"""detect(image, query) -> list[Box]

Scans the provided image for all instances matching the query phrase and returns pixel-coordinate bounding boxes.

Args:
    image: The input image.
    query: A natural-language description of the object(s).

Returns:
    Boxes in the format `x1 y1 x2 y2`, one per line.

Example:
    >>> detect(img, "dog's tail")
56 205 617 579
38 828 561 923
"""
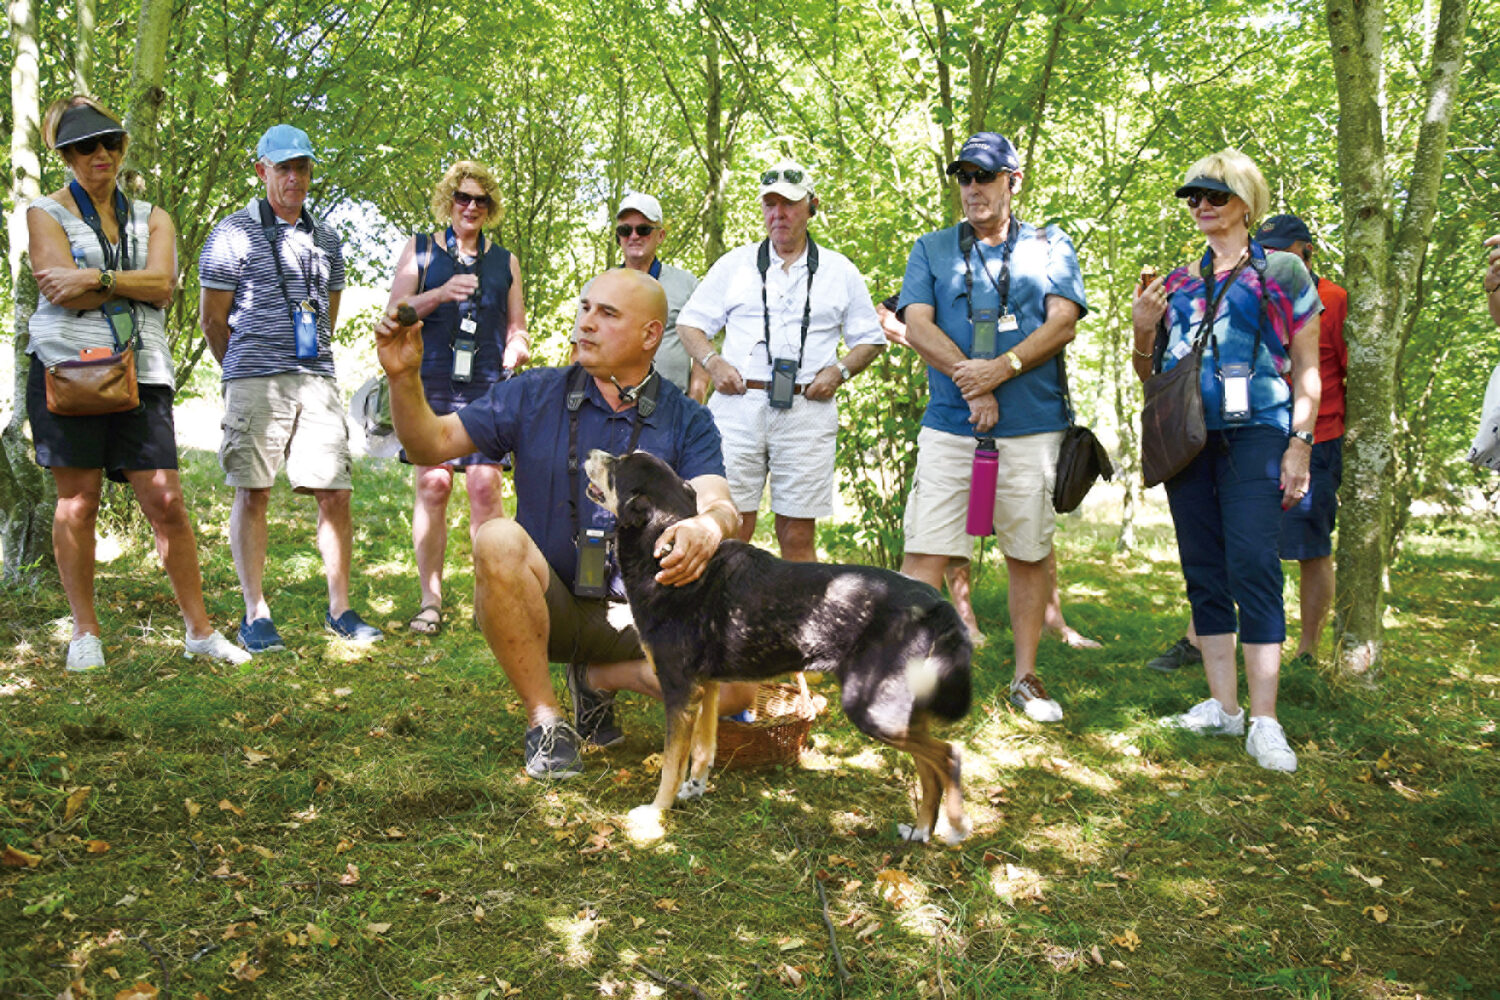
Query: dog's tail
902 603 972 722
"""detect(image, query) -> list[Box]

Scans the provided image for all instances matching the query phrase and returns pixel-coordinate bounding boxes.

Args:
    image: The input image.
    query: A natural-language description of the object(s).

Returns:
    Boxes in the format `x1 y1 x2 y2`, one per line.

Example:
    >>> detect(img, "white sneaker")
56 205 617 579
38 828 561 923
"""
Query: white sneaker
184 631 253 665
1009 674 1063 723
66 634 106 672
1246 717 1298 772
1161 697 1245 735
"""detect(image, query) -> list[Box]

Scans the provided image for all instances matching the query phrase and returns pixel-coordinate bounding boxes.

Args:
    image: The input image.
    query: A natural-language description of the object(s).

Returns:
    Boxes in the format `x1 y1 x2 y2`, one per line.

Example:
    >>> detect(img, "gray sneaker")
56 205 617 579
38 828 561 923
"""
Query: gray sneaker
523 720 583 779
1147 636 1203 673
567 662 623 748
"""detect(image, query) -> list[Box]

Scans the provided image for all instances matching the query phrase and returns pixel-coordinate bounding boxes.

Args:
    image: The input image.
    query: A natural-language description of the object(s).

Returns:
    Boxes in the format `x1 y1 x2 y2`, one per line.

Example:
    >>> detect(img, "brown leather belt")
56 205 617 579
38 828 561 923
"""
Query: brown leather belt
743 380 805 395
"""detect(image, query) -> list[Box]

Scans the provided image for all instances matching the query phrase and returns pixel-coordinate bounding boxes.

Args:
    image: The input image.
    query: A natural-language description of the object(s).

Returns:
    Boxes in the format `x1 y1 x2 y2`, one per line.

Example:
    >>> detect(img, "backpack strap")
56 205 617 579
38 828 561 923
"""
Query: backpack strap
415 231 434 293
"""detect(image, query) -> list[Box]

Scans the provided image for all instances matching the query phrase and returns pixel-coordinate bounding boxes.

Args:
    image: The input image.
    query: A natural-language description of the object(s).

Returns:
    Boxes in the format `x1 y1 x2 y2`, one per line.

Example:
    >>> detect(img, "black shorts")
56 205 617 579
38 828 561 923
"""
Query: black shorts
26 355 179 484
542 565 643 665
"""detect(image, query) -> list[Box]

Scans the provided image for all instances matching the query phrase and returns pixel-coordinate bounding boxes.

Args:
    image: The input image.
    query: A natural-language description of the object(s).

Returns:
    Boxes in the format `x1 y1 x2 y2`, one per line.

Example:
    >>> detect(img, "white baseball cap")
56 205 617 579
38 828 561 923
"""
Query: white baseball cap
759 159 814 202
616 192 663 223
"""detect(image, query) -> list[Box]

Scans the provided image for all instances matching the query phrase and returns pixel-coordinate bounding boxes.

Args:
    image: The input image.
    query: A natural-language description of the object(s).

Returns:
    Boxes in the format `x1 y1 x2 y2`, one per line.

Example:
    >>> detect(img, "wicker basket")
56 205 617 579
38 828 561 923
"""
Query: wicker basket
715 674 828 770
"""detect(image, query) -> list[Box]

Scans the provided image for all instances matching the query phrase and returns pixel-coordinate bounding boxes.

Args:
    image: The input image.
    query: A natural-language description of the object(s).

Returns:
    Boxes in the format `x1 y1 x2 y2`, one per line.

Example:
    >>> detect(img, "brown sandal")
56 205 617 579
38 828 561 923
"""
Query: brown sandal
408 605 443 635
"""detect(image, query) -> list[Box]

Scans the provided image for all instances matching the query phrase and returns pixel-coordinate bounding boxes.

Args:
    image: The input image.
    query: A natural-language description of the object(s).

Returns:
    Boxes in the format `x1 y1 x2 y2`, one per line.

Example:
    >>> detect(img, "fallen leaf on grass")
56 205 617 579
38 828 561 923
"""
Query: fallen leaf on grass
338 864 360 886
85 840 110 854
653 898 680 912
114 984 158 1000
875 869 923 910
1346 865 1384 888
227 953 264 981
305 922 339 948
217 800 244 817
2 845 42 867
363 922 392 938
242 748 271 766
1363 905 1389 923
1387 779 1423 802
221 921 257 940
1111 929 1141 952
383 827 406 840
104 967 120 979
334 839 353 854
63 786 92 823
1198 906 1221 918
183 799 201 819
1089 945 1105 965
473 905 485 923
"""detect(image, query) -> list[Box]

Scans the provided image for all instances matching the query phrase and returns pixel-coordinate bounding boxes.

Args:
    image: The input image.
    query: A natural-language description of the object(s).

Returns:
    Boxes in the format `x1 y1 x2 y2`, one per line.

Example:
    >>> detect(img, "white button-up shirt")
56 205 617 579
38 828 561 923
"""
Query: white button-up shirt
677 239 883 383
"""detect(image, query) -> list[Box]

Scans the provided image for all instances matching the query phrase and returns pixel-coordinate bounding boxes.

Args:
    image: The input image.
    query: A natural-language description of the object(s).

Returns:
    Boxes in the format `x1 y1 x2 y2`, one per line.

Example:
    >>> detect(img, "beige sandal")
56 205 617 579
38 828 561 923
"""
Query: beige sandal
408 605 443 635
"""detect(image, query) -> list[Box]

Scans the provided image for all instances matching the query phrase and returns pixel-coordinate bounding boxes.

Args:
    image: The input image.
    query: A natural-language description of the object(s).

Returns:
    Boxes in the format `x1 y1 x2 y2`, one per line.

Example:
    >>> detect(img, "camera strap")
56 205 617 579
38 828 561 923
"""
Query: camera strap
258 198 321 322
959 215 1019 324
756 237 819 368
69 180 140 351
565 363 657 539
444 225 486 332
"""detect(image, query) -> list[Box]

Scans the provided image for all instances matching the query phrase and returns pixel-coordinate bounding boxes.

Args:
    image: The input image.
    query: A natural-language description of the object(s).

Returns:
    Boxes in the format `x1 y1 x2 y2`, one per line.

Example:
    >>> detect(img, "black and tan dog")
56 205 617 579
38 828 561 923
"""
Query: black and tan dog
584 449 973 844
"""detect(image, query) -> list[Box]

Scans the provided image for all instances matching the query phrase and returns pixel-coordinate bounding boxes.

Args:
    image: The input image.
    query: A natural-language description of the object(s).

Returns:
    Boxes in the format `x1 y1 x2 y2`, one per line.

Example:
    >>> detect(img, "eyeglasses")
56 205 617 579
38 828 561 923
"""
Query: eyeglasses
953 169 1000 187
63 134 125 155
1185 189 1233 208
761 168 804 186
615 223 660 238
453 191 492 208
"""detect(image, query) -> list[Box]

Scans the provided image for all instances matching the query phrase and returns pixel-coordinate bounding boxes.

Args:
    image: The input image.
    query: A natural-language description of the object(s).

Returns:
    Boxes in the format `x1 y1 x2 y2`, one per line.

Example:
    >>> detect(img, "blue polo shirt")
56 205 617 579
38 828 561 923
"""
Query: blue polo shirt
898 220 1088 438
457 365 725 585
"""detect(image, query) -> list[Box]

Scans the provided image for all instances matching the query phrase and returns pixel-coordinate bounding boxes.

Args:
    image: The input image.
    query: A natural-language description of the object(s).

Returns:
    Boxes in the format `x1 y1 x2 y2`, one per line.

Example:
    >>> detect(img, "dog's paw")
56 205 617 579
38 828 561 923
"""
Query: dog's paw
937 814 972 845
625 805 667 844
676 776 708 801
897 823 932 843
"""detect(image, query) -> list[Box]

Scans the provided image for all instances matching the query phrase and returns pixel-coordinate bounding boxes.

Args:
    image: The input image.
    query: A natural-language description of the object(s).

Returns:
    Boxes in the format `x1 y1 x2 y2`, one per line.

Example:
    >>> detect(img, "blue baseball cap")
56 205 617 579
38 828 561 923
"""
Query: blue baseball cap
1255 214 1314 249
256 124 318 164
947 132 1021 175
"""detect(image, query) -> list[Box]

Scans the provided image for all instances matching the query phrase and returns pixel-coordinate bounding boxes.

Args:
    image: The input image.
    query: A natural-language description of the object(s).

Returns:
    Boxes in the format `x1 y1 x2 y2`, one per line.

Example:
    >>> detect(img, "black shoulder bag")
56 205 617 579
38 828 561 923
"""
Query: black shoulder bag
1053 349 1115 512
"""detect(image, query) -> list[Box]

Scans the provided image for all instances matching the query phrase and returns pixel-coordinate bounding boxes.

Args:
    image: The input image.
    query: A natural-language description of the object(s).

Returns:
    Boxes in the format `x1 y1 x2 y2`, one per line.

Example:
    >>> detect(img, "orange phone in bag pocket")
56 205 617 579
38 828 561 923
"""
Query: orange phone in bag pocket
79 347 113 361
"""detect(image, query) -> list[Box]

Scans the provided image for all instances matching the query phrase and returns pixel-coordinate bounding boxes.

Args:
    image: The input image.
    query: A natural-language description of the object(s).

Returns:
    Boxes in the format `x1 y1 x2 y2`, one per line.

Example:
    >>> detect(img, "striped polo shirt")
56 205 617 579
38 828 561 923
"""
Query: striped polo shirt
198 199 346 381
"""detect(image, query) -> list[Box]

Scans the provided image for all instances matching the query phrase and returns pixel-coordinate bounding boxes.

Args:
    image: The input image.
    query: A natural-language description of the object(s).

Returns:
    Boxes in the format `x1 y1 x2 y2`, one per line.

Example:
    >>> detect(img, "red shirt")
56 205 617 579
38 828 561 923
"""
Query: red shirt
1312 275 1348 441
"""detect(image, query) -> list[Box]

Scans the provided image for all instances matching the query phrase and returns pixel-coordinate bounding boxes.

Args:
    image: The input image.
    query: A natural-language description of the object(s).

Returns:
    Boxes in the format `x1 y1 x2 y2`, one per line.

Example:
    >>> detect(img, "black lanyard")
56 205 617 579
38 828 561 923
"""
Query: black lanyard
69 180 131 272
444 226 486 324
959 216 1019 321
257 199 320 320
1195 244 1267 376
566 364 657 536
756 238 820 366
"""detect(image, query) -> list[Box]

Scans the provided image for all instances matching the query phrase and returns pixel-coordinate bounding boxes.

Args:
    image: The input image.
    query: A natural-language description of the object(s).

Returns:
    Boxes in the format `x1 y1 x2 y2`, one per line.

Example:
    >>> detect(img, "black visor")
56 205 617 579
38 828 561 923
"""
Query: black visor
54 105 126 150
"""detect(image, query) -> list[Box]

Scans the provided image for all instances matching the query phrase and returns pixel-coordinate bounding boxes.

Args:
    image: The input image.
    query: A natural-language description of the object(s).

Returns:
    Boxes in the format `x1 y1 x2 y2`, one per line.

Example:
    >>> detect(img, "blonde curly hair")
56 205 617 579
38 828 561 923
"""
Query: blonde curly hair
41 94 127 153
430 160 504 228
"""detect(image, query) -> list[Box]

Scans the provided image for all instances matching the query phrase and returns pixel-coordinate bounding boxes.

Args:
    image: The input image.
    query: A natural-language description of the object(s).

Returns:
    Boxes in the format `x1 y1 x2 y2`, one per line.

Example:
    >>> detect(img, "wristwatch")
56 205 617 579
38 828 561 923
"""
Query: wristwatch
1004 350 1023 375
836 361 852 382
1291 429 1314 446
97 270 115 292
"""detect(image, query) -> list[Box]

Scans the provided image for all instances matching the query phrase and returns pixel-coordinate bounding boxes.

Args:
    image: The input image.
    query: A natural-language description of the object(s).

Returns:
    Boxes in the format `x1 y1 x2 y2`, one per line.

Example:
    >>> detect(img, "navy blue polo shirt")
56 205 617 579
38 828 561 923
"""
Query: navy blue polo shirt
458 365 725 585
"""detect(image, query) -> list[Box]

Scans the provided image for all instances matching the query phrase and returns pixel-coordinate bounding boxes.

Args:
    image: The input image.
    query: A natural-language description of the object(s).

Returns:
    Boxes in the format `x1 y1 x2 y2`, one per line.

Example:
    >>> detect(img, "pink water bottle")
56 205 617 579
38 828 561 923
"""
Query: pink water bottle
966 437 998 536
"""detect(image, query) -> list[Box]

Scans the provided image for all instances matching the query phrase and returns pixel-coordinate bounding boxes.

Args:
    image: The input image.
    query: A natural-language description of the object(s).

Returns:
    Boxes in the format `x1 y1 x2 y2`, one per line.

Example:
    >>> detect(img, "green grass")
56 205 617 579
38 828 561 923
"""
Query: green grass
2 450 1497 999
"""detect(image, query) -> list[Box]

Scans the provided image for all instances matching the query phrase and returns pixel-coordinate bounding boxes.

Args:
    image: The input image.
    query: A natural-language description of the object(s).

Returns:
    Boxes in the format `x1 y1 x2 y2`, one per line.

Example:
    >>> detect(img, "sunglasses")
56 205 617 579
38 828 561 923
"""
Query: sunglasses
615 223 660 238
761 168 804 186
1185 189 1233 208
953 169 1000 186
453 191 492 208
63 134 125 155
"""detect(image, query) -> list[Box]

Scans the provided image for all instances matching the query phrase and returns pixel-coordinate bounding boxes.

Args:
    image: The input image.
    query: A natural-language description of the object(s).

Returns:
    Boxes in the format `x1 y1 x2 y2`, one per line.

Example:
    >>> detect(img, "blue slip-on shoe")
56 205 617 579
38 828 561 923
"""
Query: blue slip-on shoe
238 617 287 654
325 609 384 643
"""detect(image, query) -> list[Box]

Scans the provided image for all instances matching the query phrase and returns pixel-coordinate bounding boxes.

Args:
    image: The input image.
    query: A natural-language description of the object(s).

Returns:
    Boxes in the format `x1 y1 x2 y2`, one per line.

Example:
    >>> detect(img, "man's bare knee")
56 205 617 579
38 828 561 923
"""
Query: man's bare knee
475 519 544 586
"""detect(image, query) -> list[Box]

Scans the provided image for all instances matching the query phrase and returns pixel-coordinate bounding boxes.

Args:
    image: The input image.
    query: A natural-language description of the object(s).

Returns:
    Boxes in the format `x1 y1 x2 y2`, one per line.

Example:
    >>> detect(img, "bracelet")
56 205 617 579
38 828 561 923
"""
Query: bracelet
699 350 720 367
1132 346 1153 359
1486 281 1500 296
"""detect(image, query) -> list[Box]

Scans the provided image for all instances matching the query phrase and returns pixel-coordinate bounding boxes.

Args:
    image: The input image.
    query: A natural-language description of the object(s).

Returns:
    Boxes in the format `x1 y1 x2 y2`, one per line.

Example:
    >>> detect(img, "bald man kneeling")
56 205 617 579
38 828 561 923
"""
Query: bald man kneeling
376 269 749 778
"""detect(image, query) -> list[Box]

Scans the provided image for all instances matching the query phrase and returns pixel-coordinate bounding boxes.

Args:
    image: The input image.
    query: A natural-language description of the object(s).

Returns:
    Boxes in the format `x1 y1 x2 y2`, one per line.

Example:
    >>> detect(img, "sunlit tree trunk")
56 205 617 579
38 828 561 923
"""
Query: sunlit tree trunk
74 0 95 93
120 0 172 198
1324 0 1470 676
4 0 55 579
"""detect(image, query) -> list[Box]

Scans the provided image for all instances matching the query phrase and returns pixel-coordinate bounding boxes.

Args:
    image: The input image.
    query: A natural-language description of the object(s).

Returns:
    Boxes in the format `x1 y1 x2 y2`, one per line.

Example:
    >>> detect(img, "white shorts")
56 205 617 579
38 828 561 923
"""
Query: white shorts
903 426 1062 563
708 388 838 518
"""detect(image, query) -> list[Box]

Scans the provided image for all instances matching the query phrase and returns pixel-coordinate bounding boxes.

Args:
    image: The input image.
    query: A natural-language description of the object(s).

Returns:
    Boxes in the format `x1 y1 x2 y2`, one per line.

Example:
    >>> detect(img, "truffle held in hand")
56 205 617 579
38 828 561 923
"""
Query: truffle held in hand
395 302 418 326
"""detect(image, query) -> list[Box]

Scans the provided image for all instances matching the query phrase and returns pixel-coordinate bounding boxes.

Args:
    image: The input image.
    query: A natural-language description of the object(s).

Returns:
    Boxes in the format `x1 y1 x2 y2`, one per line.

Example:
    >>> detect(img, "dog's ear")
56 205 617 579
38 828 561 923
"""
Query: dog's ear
620 492 654 528
682 480 696 504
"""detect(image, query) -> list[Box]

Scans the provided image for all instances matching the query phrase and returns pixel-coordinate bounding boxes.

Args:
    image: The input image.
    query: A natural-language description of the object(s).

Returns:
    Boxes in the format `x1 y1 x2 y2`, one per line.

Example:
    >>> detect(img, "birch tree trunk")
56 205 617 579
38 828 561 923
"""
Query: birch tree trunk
75 0 95 93
1324 0 1470 675
4 0 55 579
120 0 173 199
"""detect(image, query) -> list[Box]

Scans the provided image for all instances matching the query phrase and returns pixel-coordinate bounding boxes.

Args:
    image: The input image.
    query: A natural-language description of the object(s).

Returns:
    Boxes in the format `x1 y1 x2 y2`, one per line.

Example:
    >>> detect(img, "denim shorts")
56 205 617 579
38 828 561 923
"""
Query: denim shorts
1279 436 1341 561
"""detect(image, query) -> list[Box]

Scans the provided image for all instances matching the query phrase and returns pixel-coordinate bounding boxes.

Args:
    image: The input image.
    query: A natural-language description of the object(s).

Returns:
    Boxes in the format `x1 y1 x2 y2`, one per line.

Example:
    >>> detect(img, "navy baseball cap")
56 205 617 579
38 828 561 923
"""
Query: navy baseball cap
1255 214 1314 249
947 132 1020 175
256 124 318 164
1174 175 1237 198
54 105 126 149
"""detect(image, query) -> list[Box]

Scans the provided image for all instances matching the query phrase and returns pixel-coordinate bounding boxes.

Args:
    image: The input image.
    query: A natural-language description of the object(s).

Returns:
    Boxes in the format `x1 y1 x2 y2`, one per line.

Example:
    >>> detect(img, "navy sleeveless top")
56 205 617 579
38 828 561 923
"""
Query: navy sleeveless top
417 231 514 409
